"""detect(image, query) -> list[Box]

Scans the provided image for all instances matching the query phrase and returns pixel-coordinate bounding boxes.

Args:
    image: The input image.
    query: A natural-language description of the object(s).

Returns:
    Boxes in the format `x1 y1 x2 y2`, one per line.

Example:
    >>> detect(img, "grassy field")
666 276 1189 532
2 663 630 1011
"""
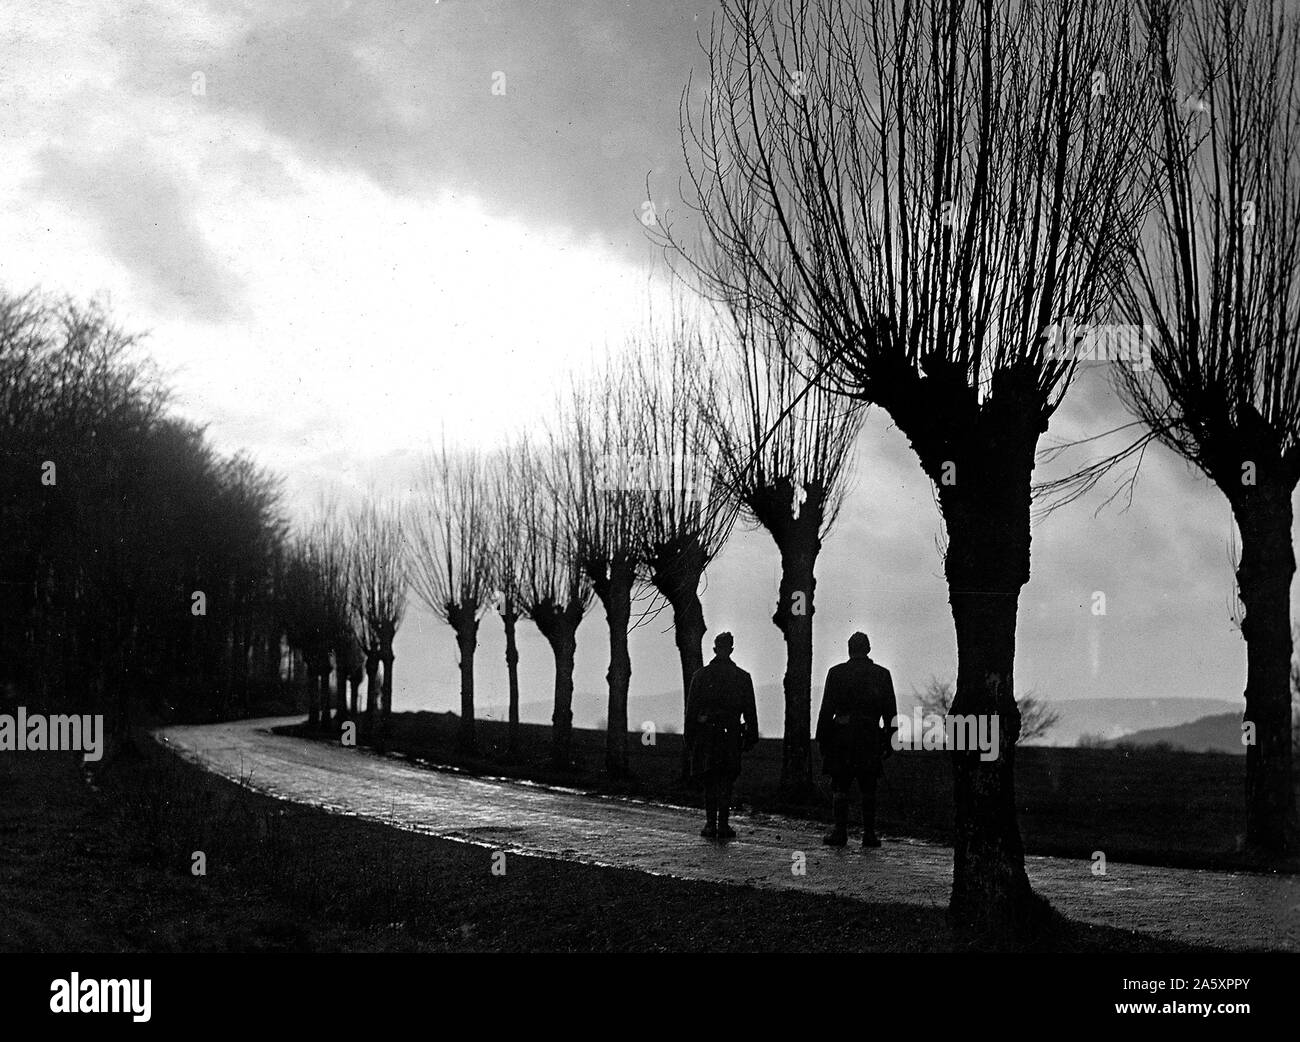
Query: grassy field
0 736 1195 953
291 710 1300 874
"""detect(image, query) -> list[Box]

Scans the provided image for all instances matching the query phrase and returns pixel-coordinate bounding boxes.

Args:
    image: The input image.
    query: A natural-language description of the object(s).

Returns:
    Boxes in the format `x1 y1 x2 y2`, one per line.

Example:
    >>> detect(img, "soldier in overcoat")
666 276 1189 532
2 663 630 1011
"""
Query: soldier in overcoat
815 631 897 847
686 632 759 840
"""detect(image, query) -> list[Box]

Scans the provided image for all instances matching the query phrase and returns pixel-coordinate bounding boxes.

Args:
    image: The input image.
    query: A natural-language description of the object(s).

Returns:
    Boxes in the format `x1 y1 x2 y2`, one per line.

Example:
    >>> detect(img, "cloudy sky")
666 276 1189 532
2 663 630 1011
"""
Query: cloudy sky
2 0 1290 734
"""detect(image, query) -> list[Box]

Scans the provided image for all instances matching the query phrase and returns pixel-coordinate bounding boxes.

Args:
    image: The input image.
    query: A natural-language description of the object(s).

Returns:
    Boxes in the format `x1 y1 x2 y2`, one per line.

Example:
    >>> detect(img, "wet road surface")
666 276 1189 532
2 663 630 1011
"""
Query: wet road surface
156 717 1298 951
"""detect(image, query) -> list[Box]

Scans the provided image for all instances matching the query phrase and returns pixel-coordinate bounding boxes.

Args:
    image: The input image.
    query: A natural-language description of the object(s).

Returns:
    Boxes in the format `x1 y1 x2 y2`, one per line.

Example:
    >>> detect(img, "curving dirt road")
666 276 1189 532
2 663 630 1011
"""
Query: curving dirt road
156 717 1298 951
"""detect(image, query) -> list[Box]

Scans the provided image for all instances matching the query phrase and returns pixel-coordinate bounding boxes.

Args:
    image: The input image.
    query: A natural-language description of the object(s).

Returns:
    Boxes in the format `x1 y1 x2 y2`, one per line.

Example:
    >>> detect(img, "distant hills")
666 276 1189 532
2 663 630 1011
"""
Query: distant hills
480 687 1241 747
1101 712 1245 755
1036 697 1239 747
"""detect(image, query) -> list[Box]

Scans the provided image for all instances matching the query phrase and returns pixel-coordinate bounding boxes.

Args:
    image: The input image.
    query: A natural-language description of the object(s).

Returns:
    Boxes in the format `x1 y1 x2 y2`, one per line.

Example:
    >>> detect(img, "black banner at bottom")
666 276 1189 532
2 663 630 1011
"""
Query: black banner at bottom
0 952 1293 1032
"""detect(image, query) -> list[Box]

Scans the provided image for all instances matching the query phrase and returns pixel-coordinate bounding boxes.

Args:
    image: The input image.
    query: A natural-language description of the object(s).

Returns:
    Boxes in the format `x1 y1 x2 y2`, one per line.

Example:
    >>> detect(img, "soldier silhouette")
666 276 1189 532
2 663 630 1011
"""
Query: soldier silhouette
815 631 898 847
685 632 759 840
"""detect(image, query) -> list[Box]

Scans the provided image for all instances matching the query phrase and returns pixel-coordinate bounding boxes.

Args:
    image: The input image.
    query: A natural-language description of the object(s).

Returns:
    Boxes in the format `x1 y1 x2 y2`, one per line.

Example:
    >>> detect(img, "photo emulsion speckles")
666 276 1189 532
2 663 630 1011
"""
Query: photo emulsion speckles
0 0 1297 1026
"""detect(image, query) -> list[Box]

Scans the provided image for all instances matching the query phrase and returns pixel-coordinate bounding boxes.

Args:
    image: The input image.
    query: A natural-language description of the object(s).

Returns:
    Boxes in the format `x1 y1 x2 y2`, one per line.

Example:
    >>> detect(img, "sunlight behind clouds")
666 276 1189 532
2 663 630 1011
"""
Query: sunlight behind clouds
0 22 673 501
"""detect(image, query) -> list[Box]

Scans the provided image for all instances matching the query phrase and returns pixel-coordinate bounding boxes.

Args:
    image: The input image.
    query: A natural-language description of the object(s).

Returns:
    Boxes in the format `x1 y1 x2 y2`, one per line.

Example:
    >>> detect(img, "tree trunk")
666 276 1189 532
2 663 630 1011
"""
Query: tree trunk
1231 483 1298 855
650 573 707 777
941 455 1043 934
334 657 348 724
544 625 578 770
319 672 331 730
364 652 379 736
306 662 320 727
503 612 521 757
602 572 634 778
380 647 396 752
669 585 706 777
323 662 335 727
773 537 818 797
454 622 478 754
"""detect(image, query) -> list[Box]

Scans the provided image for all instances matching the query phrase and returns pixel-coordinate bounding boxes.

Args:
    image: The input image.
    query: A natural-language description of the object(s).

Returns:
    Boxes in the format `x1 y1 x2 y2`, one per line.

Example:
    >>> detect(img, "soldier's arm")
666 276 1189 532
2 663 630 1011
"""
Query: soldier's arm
685 669 703 742
814 667 837 747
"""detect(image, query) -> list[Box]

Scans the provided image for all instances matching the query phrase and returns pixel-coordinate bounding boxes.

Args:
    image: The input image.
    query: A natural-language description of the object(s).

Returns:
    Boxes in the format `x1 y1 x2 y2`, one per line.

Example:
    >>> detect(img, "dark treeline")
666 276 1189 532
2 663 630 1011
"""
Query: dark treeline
0 290 289 729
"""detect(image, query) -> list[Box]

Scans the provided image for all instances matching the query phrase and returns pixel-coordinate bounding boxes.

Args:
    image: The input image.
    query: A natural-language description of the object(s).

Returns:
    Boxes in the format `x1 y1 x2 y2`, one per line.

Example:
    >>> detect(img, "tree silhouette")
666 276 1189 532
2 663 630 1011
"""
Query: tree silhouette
310 507 353 731
559 366 648 777
282 535 332 729
627 318 738 771
409 444 495 754
516 438 594 770
1117 0 1300 854
486 449 526 757
350 498 408 743
914 676 1062 744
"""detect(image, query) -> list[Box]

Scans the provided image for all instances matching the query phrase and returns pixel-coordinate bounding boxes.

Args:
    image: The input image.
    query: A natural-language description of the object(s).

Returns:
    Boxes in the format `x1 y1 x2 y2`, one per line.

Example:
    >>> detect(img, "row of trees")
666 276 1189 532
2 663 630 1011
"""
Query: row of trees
0 291 286 727
0 290 410 744
280 502 407 744
652 0 1299 930
401 314 863 786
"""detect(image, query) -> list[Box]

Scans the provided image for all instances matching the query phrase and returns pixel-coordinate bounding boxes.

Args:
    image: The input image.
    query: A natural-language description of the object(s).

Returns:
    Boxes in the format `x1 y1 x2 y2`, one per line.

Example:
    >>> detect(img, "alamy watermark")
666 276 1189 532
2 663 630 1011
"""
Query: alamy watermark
595 452 712 502
892 708 1001 761
50 973 151 1022
1043 317 1153 370
0 707 104 761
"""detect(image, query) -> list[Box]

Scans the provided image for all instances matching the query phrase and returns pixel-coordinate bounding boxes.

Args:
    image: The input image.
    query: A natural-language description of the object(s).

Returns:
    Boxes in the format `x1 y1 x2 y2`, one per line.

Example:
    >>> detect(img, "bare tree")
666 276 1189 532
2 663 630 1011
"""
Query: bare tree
281 535 331 729
516 438 594 769
340 631 365 718
312 508 353 730
351 498 408 743
914 676 1061 743
1116 0 1300 855
487 449 526 757
410 445 495 754
560 367 647 777
627 317 738 772
701 302 863 794
327 509 358 722
668 0 1160 928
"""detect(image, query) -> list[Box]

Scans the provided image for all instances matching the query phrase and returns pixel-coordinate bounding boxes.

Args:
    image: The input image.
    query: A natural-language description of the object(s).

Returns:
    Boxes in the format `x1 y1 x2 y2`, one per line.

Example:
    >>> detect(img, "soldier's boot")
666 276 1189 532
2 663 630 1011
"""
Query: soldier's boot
716 782 736 840
862 788 880 847
701 787 718 839
822 794 849 846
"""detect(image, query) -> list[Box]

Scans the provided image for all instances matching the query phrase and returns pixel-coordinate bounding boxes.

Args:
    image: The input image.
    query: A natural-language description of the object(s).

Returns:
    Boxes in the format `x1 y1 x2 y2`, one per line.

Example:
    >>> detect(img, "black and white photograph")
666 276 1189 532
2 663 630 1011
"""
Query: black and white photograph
0 0 1297 1024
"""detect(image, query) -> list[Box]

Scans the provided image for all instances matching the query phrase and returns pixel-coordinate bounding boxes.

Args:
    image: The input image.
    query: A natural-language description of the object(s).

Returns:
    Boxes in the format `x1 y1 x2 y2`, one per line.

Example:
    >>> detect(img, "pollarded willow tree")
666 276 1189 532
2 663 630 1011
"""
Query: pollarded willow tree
700 302 864 795
668 0 1161 929
627 319 738 765
560 366 647 777
410 445 495 754
350 498 408 742
1117 0 1300 854
281 535 332 729
487 449 526 757
517 438 595 770
308 508 354 730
